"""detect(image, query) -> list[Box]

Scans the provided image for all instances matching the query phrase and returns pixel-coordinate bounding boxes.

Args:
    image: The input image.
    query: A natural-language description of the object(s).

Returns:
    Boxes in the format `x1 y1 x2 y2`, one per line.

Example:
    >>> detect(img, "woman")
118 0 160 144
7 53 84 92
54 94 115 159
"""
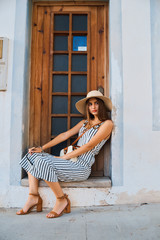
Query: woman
16 90 113 218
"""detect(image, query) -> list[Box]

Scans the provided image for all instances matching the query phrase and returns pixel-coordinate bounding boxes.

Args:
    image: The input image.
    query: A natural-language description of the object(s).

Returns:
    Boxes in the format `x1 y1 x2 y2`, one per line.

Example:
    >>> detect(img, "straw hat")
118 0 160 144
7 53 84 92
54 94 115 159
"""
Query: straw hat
75 90 112 114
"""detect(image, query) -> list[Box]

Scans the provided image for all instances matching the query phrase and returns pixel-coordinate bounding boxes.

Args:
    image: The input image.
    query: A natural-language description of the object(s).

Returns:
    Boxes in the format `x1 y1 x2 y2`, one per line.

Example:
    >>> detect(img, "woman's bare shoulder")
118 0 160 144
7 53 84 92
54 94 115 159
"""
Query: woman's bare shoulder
79 119 86 126
102 119 114 127
99 120 114 132
95 120 113 140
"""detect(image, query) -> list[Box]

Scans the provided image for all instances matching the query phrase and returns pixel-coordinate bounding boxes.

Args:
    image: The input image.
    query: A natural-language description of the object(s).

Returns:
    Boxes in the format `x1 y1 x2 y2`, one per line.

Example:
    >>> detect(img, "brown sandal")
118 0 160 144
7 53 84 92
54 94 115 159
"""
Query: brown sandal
46 194 71 218
16 193 43 215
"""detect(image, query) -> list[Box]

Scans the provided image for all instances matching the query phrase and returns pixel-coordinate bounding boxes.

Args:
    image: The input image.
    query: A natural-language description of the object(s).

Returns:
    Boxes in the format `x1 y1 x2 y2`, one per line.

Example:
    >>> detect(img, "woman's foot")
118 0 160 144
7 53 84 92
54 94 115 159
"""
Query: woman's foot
16 193 42 215
46 194 70 218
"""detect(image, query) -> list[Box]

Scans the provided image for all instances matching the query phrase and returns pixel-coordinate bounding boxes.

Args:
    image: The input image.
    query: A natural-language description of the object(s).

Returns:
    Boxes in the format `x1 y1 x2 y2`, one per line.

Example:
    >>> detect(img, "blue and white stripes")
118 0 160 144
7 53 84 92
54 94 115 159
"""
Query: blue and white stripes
20 122 109 182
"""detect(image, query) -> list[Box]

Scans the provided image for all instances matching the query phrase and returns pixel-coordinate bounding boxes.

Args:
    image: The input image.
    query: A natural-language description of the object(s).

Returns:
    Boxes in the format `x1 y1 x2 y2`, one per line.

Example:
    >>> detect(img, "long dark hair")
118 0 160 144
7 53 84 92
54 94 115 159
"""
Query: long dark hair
85 98 111 127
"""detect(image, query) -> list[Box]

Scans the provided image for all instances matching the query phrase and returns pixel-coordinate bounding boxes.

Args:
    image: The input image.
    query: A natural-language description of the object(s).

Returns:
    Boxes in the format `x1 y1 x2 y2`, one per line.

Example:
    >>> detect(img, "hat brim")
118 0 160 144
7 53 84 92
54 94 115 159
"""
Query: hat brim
76 95 112 115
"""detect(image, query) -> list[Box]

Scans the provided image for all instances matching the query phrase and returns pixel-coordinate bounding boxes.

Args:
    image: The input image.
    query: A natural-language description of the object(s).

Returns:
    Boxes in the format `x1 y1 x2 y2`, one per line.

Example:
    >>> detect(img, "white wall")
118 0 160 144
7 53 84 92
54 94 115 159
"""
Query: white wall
0 0 16 200
108 0 160 204
121 0 160 193
0 0 160 208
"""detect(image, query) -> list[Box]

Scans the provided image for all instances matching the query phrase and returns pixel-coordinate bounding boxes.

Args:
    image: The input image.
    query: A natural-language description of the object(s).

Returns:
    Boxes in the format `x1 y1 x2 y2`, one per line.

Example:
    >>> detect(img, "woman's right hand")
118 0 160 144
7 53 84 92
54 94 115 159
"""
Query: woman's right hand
28 147 42 155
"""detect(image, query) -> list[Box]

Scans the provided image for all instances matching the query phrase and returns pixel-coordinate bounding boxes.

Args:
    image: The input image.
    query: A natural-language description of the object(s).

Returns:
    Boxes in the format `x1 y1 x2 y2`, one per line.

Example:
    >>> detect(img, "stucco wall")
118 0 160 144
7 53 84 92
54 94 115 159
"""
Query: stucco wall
151 0 160 131
0 0 160 208
114 0 160 203
0 0 16 201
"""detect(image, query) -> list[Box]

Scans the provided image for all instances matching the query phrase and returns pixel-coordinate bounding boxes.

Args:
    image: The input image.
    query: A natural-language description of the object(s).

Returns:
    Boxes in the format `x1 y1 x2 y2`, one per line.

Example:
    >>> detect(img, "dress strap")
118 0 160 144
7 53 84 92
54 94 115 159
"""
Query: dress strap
71 121 103 147
83 120 88 127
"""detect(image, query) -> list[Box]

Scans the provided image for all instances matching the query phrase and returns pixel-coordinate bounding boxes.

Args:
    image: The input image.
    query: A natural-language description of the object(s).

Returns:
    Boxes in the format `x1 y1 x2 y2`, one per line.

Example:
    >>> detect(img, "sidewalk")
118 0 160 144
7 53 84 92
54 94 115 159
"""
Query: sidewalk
0 203 160 240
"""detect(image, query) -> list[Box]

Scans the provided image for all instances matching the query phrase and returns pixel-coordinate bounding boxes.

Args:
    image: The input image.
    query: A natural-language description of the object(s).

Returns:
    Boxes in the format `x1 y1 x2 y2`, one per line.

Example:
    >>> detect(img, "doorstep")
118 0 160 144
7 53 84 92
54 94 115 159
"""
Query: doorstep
21 177 111 188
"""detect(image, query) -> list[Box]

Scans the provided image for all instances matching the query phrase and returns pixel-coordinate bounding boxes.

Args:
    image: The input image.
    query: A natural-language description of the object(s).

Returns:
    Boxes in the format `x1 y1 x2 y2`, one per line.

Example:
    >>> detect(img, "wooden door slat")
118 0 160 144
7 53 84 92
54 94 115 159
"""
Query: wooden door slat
51 114 82 117
90 7 97 90
71 71 87 75
41 7 50 147
54 31 69 34
35 2 107 7
71 51 87 55
48 12 54 154
52 92 86 96
53 51 69 54
87 12 91 92
67 13 72 145
97 6 105 88
34 7 44 146
104 4 109 97
29 4 38 146
52 71 68 74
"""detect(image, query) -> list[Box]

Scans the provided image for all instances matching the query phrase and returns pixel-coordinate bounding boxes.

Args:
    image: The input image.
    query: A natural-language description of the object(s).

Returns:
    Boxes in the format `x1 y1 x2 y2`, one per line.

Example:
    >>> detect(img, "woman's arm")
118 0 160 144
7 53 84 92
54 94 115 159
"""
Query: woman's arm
28 120 85 154
60 120 113 160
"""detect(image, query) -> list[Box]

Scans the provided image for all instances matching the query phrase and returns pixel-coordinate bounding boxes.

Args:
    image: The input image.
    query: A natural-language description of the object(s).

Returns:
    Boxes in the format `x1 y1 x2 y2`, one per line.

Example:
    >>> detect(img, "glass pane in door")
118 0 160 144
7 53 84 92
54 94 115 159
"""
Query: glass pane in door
51 117 67 135
54 14 69 31
54 35 68 51
71 75 87 92
72 15 87 31
52 75 68 92
52 96 68 114
71 117 83 128
72 55 87 72
53 54 68 71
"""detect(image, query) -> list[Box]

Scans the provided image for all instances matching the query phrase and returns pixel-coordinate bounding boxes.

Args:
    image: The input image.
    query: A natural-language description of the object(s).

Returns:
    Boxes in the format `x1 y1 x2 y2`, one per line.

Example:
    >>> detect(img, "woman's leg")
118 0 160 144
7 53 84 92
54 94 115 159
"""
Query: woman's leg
16 172 40 214
44 180 68 218
28 172 39 194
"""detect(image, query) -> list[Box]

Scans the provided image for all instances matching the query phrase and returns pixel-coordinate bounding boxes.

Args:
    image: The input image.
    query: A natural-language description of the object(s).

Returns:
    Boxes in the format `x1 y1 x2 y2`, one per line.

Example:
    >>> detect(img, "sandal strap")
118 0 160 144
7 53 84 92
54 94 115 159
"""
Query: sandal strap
49 211 59 217
19 209 25 214
29 193 39 197
57 194 68 200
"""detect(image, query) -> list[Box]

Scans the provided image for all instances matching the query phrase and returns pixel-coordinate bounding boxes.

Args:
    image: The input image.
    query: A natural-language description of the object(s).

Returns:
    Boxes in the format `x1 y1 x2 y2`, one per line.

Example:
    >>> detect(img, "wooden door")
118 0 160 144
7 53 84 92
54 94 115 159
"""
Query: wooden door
30 2 109 177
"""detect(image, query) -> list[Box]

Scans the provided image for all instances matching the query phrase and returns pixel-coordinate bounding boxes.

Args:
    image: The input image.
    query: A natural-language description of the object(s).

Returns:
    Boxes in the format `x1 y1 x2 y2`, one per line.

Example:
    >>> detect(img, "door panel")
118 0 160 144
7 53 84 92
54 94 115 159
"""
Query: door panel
30 3 109 177
50 10 90 156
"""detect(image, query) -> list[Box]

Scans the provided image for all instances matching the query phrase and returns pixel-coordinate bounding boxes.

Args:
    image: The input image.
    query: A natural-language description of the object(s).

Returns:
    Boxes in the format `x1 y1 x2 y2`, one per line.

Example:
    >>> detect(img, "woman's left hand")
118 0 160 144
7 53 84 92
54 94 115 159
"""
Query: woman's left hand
28 147 42 155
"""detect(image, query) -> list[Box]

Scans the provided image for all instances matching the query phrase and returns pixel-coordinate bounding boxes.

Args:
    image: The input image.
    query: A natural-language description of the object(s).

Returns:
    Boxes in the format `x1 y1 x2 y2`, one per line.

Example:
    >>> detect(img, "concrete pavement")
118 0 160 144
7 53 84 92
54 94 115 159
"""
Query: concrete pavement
0 203 160 240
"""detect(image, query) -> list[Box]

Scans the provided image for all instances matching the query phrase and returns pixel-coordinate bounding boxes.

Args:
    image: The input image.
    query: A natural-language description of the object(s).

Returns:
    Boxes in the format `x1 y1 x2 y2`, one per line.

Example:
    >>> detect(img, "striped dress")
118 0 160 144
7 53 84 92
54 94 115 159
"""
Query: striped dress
20 121 110 182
